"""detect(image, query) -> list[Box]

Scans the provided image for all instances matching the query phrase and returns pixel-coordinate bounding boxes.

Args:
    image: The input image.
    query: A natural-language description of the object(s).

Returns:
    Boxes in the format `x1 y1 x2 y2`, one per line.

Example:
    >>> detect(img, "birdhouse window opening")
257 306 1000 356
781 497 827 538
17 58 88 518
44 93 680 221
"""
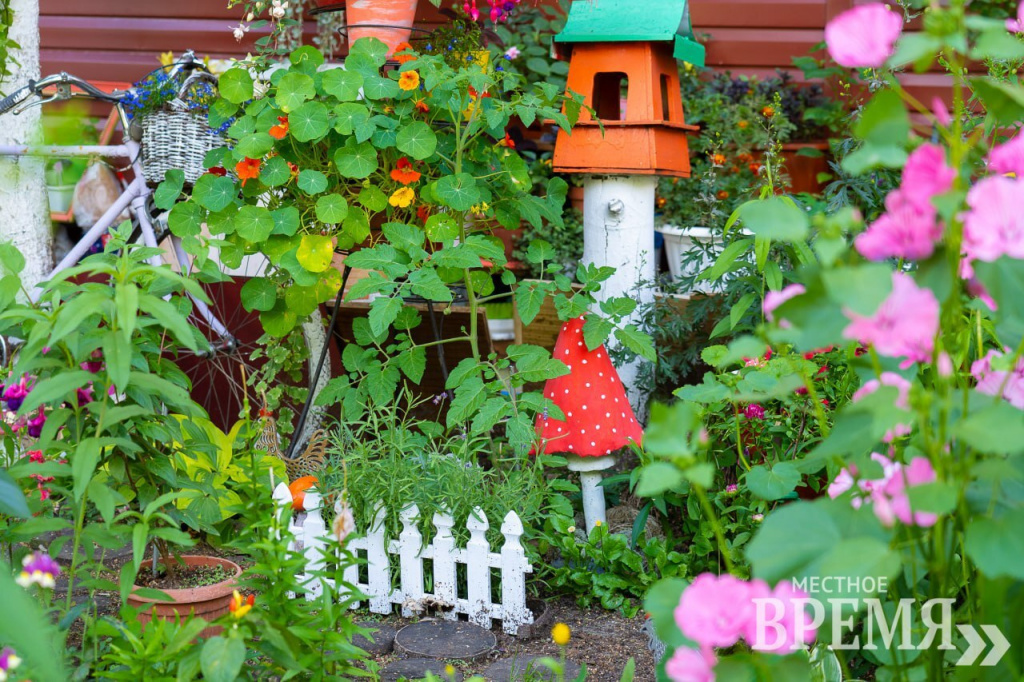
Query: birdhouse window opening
592 71 629 121
660 74 672 121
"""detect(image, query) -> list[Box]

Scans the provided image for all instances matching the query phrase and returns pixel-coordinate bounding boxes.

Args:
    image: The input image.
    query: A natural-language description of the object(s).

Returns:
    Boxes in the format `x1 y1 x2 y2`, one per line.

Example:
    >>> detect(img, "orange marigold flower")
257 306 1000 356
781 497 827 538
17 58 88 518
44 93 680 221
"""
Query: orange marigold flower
390 157 422 185
737 152 754 163
711 153 727 166
737 120 749 129
235 157 261 186
399 70 420 91
730 165 740 174
414 98 430 113
717 190 730 200
749 162 761 174
762 106 775 117
393 42 417 65
269 116 289 139
656 197 667 208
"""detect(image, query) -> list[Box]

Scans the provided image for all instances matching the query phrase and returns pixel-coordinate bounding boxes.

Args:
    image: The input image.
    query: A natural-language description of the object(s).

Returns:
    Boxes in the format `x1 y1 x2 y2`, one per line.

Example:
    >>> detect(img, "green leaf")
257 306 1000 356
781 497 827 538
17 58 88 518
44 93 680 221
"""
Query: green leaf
168 201 203 237
154 169 185 210
261 155 292 187
275 72 316 112
362 74 399 100
234 205 275 242
20 371 92 413
425 214 458 243
235 132 274 159
0 469 30 518
322 68 364 101
955 401 1024 455
298 169 329 195
855 89 910 147
396 121 438 160
435 173 481 211
746 502 841 583
296 235 334 273
192 173 236 212
358 185 388 212
218 67 254 104
369 296 402 336
408 269 453 302
746 462 801 501
333 140 379 179
289 100 329 142
526 239 555 264
583 316 614 351
72 437 101 502
614 325 656 362
315 194 349 224
737 198 809 242
396 346 427 383
966 508 1024 580
636 462 684 497
971 77 1024 125
271 206 300 236
974 257 1024 341
260 302 297 337
334 102 371 136
200 636 246 682
241 277 277 312
447 375 488 426
515 282 548 325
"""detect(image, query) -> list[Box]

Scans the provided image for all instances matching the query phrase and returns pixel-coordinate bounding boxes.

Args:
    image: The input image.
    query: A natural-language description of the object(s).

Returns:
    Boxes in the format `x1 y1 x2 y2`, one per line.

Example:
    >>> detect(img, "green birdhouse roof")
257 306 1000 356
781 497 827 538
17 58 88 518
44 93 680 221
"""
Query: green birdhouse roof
554 0 706 66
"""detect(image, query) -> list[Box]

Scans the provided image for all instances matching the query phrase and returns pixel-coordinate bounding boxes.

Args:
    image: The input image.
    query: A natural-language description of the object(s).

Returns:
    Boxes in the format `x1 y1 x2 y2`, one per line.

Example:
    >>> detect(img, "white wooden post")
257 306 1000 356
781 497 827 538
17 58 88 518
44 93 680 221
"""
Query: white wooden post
301 491 328 601
366 503 392 614
398 504 423 616
432 510 458 620
465 508 492 629
271 482 293 541
499 511 533 635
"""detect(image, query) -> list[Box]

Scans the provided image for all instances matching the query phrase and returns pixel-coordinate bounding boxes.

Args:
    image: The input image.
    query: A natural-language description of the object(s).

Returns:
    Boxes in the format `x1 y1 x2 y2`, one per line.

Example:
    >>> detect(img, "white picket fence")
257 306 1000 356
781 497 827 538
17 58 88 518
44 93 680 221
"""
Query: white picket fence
271 483 535 635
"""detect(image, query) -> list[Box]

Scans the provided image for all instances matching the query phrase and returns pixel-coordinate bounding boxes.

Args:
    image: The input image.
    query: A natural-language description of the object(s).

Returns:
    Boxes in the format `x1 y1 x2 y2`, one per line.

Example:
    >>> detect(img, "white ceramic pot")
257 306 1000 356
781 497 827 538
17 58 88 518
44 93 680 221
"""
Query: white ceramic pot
47 184 75 215
656 225 721 293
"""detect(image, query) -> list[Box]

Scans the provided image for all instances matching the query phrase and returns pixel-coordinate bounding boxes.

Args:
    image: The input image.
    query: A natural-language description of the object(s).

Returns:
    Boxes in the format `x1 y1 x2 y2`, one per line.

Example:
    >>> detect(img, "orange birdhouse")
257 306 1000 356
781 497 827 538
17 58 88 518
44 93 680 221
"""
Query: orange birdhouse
551 0 705 178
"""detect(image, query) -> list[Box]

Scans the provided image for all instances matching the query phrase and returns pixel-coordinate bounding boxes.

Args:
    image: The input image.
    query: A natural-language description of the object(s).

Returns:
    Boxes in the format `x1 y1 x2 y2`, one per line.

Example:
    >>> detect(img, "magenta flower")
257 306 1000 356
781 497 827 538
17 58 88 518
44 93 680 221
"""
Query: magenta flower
931 97 952 127
763 283 805 325
746 579 818 652
26 407 46 438
902 143 956 205
843 272 939 368
0 647 21 678
828 451 900 508
878 457 937 527
725 484 738 494
81 349 104 374
744 403 766 420
972 348 1024 409
825 3 903 68
988 133 1024 177
855 189 943 261
2 376 31 411
674 573 754 648
76 383 95 406
16 550 61 589
962 176 1024 267
1007 2 1024 32
852 372 913 441
665 645 716 682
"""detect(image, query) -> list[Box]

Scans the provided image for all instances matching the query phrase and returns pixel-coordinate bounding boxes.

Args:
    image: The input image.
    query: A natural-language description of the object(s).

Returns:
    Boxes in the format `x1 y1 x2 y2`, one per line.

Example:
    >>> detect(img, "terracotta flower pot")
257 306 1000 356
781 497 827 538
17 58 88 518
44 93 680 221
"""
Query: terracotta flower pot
345 0 419 56
127 555 242 638
780 142 830 195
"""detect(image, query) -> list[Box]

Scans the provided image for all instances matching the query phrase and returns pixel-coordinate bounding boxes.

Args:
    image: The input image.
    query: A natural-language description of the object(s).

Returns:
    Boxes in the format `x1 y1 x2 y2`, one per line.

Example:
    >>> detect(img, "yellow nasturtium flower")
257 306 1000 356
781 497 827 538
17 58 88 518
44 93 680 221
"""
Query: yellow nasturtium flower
389 187 416 208
552 622 571 646
398 71 420 91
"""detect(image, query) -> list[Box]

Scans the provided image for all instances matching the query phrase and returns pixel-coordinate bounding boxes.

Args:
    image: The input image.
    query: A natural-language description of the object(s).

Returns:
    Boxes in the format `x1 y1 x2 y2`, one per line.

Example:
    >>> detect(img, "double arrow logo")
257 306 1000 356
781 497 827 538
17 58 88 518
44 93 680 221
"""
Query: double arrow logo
956 624 1009 667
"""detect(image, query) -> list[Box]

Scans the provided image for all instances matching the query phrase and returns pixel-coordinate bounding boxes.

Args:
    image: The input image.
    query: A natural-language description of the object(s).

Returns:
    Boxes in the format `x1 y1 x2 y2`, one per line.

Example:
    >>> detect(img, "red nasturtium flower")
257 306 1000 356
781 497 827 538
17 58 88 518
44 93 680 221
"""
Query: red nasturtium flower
414 98 430 113
393 41 417 64
235 157 261 186
269 116 289 139
206 166 227 177
497 132 515 149
416 204 431 223
390 157 421 185
288 161 299 181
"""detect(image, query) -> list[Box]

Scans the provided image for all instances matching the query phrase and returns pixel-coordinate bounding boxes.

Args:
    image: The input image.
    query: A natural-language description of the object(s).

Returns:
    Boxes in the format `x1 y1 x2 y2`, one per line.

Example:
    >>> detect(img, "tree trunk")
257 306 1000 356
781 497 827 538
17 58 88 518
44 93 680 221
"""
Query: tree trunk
0 0 50 289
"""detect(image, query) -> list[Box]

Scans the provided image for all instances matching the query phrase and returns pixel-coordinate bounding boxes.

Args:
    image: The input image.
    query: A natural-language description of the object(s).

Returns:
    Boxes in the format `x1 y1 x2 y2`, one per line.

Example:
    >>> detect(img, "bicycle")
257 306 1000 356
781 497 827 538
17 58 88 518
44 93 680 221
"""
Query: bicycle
0 52 330 449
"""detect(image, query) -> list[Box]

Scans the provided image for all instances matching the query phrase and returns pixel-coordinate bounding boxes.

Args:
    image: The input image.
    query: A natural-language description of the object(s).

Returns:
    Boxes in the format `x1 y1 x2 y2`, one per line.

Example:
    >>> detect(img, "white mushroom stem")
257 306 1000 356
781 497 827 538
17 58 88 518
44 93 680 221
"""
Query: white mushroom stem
582 175 658 420
566 454 616 530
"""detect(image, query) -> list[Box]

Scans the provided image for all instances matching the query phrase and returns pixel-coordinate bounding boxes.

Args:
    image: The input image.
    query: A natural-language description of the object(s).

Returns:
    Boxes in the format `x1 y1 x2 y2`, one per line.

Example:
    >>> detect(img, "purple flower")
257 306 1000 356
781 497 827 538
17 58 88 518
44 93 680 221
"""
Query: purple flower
3 376 31 411
16 550 61 589
0 647 21 676
81 349 104 374
725 484 738 494
26 407 46 438
744 403 765 420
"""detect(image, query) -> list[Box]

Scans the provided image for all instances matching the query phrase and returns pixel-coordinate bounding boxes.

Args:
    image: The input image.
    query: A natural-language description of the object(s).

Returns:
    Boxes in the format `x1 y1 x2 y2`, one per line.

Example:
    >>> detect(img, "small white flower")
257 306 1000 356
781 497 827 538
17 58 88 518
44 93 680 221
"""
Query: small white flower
246 12 254 21
270 0 289 19
567 525 576 534
231 23 250 41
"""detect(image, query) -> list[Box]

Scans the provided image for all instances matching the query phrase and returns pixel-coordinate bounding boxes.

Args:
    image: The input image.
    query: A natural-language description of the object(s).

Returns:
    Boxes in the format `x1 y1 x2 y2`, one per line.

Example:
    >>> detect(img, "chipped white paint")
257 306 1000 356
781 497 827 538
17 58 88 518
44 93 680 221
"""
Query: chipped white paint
272 484 534 635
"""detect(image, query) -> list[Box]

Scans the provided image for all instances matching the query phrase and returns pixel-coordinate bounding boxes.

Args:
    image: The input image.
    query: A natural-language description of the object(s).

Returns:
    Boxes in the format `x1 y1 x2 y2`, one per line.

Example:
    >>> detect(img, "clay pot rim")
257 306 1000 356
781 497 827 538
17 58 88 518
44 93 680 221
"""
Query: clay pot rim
129 555 242 605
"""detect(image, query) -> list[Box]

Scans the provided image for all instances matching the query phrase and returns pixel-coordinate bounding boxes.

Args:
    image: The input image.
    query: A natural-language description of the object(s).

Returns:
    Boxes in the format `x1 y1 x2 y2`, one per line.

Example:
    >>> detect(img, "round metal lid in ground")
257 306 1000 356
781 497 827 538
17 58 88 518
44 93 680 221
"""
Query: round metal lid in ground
394 620 497 660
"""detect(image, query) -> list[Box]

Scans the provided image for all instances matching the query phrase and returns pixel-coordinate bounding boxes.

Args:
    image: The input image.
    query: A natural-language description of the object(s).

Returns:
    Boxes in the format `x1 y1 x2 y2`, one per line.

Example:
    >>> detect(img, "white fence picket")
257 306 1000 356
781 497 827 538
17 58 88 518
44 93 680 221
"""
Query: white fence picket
398 505 424 617
465 508 492 629
431 510 458 621
365 503 392 614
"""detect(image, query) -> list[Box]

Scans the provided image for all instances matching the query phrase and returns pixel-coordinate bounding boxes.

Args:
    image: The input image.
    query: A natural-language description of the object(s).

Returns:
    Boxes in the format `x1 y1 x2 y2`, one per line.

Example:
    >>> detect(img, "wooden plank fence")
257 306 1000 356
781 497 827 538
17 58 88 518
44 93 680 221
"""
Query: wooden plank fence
271 482 535 635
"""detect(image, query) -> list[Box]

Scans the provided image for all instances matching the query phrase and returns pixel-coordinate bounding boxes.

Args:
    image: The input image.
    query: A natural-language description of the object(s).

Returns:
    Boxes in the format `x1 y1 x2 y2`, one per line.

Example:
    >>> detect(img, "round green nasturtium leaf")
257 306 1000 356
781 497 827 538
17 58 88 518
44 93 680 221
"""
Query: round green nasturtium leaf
425 213 458 243
435 173 481 211
396 121 437 160
298 169 329 195
260 302 298 337
290 45 325 69
315 268 343 302
289 101 329 142
191 174 236 212
260 155 292 187
347 37 389 67
296 234 334 273
341 207 371 248
234 205 275 243
322 68 364 102
240 277 278 313
315 194 349 224
284 284 320 316
168 201 203 238
235 132 275 159
270 206 300 236
333 141 378 179
275 72 316 112
358 185 388 212
334 102 370 136
219 67 254 104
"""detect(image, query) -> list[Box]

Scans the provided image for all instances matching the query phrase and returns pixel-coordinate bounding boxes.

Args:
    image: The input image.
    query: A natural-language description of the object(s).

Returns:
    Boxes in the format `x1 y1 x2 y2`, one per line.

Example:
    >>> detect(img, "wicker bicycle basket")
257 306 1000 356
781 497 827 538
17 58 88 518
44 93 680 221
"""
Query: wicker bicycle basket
140 72 222 186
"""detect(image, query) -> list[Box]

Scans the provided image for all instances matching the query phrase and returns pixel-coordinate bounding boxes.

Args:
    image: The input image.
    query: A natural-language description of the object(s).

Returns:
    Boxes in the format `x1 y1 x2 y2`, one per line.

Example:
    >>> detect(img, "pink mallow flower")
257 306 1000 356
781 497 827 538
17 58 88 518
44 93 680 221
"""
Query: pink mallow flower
902 143 956 205
988 133 1024 177
852 372 913 441
828 452 901 508
843 272 939 368
825 3 903 68
1007 2 1024 32
855 189 943 261
665 645 717 682
971 348 1024 409
962 176 1024 266
877 457 937 527
674 573 754 648
16 550 61 589
746 579 818 653
763 283 806 325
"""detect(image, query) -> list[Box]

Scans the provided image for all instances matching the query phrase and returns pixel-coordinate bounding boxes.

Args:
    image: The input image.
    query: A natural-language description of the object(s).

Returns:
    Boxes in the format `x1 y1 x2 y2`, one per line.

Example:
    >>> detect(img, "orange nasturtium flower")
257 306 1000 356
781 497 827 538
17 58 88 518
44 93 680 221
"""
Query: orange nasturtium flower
393 42 417 65
229 590 255 619
497 132 515 149
390 157 421 185
269 116 289 139
235 157 261 186
398 70 420 91
414 98 430 113
389 187 416 208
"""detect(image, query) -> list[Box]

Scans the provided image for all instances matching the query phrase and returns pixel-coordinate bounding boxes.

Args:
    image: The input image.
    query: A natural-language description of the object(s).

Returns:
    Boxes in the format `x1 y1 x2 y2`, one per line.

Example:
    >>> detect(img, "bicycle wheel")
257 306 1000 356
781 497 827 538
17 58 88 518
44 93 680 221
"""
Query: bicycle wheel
141 214 332 451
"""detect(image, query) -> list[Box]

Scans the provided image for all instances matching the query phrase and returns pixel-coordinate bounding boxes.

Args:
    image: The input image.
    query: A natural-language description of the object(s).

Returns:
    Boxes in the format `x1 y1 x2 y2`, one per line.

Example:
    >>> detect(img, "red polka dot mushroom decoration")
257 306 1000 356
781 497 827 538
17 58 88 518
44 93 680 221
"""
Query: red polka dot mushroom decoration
535 316 643 529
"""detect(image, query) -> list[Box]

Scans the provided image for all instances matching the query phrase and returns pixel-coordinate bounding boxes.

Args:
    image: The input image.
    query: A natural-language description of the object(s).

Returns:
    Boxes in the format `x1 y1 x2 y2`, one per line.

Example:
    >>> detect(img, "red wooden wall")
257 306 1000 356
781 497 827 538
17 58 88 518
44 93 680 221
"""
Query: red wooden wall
38 0 950 99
